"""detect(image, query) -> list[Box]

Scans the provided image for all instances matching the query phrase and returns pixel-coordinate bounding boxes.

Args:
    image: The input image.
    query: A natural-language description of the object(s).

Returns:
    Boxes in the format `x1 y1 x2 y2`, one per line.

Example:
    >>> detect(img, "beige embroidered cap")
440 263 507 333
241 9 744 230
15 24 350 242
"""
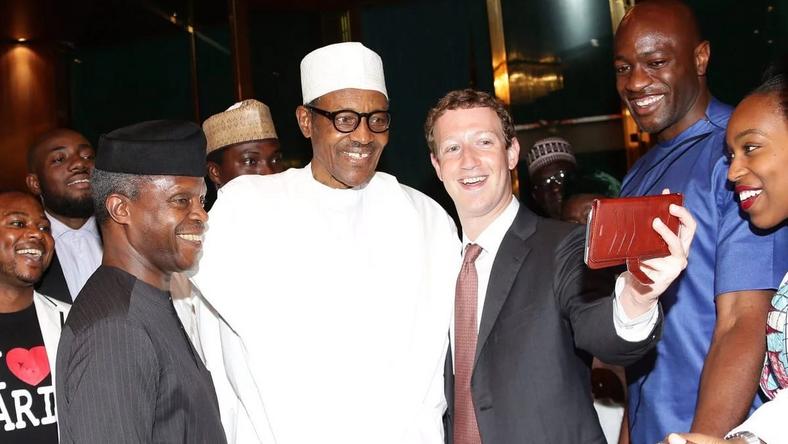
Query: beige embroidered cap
203 99 278 154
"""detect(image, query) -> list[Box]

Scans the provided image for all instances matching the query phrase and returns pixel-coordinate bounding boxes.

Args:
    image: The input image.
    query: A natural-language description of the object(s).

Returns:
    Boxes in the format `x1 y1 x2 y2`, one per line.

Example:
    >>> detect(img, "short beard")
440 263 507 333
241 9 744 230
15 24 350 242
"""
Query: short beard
39 185 94 219
0 262 39 286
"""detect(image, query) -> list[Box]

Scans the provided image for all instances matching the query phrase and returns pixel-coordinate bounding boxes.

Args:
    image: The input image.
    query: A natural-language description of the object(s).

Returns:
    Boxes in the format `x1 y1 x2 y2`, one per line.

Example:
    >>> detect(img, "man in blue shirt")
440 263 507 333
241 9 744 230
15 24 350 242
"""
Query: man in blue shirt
613 1 780 442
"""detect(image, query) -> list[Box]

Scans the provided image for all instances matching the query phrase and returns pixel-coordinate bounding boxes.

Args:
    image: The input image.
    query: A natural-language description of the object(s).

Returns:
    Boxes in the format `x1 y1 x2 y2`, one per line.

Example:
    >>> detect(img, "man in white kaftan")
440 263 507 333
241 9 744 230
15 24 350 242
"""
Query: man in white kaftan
192 42 460 444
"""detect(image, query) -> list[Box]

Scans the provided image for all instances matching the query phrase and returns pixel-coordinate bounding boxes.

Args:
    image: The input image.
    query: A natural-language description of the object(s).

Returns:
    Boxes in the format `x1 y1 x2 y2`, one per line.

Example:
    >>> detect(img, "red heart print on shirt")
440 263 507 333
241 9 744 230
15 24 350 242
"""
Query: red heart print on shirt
6 346 50 386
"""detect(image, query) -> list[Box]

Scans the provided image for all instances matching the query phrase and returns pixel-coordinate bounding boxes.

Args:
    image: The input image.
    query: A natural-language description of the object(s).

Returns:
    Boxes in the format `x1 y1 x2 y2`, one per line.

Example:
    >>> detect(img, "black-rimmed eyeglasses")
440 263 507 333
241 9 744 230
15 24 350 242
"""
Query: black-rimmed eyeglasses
305 105 391 134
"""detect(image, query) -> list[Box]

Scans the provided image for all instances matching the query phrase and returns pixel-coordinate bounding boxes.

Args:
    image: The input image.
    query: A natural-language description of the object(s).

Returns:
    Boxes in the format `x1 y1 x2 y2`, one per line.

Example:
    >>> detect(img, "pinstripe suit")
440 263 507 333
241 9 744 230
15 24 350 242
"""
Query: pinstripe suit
56 266 226 444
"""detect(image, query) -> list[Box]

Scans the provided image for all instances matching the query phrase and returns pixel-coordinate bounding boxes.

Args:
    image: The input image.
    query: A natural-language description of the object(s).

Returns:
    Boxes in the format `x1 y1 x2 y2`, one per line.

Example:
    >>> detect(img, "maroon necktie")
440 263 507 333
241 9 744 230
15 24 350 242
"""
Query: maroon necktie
454 243 484 444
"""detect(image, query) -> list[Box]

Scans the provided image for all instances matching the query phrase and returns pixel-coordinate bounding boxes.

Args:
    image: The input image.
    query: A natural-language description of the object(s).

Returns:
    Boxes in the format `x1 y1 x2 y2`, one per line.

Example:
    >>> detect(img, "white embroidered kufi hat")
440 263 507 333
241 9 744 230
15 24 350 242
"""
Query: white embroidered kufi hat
299 42 388 104
526 137 576 177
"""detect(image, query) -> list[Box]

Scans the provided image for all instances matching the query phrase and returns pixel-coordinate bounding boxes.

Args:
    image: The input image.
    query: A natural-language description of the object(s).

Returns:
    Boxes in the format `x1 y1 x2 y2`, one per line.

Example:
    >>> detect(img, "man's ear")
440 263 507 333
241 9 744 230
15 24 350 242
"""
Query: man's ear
694 40 710 76
430 152 443 182
25 173 42 196
206 161 223 189
507 137 521 171
106 194 131 226
295 105 312 138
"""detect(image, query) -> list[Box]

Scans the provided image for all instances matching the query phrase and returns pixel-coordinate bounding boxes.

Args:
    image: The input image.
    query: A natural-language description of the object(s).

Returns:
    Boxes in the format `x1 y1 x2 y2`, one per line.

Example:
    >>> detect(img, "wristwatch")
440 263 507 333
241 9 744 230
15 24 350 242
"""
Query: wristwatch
725 431 761 444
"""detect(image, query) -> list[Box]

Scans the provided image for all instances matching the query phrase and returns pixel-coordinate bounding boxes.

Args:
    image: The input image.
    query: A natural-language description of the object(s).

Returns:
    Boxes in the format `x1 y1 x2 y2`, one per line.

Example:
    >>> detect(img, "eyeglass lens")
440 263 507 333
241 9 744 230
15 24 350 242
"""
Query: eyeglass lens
333 111 390 133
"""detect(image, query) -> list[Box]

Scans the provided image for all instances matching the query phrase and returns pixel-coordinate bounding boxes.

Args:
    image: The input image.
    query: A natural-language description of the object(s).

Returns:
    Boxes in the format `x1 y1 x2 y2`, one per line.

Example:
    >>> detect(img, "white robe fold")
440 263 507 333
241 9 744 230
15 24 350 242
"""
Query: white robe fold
193 166 460 444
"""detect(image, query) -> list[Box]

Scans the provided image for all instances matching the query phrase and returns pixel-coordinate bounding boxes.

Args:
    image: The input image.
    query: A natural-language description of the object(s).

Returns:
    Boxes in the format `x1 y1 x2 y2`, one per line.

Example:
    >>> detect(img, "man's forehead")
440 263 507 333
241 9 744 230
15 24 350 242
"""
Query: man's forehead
317 88 389 108
434 110 504 146
617 30 678 55
438 107 500 128
616 3 698 50
228 139 280 153
0 194 44 217
33 131 92 162
146 175 207 193
42 130 90 147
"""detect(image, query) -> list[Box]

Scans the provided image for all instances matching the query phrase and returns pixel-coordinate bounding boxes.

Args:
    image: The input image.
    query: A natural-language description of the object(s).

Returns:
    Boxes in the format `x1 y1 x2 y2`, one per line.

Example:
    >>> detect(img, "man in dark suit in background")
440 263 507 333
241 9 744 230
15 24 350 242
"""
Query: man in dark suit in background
56 120 225 443
26 129 102 303
425 89 696 443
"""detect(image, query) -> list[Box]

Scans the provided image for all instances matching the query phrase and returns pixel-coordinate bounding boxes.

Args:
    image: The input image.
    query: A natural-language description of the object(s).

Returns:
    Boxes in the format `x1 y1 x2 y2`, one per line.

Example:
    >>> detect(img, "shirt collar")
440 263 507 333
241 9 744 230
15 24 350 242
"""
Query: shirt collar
45 211 100 240
657 96 732 147
462 196 519 258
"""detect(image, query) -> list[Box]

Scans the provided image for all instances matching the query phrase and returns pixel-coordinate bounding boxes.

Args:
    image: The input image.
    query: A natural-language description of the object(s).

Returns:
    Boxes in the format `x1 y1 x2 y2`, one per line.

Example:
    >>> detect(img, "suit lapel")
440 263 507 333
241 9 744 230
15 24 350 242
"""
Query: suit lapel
475 207 536 364
36 251 71 304
33 294 65 374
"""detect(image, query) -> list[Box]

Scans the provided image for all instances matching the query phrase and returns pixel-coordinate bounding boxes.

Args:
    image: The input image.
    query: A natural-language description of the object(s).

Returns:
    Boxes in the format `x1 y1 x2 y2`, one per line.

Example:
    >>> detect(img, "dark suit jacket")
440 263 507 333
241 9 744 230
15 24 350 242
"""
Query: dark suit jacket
444 205 662 444
35 251 72 304
57 266 227 443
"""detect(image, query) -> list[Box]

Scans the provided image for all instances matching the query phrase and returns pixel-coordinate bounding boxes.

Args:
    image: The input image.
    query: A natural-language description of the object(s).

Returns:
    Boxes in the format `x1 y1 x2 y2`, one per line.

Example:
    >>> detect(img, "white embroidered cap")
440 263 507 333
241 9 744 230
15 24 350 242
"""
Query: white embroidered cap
300 42 388 104
526 137 576 177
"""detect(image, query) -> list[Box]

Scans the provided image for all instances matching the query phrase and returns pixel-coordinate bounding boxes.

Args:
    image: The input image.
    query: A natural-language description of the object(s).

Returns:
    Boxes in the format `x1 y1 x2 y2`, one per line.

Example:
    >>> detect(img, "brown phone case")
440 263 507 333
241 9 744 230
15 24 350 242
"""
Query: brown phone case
584 193 683 284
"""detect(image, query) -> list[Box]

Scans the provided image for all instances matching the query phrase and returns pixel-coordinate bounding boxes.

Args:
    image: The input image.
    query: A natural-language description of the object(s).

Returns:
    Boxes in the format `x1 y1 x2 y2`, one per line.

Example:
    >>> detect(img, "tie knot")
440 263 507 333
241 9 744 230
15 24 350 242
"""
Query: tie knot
463 243 483 264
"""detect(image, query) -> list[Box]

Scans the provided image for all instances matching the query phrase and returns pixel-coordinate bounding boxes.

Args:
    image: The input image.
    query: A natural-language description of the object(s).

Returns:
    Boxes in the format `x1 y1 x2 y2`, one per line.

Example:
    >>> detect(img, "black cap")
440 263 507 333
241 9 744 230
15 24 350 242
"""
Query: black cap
96 120 206 177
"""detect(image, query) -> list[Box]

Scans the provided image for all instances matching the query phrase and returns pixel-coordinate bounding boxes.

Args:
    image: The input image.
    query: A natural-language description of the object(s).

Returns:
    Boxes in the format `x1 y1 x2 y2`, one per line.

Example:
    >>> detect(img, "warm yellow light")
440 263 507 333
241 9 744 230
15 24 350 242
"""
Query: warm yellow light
493 64 511 105
16 38 27 43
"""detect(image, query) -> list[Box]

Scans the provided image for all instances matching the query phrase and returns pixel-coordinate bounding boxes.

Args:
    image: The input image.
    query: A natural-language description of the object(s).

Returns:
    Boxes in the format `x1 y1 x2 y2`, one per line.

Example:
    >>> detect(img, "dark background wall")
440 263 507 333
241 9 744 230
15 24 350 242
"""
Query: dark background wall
2 0 785 203
360 0 493 210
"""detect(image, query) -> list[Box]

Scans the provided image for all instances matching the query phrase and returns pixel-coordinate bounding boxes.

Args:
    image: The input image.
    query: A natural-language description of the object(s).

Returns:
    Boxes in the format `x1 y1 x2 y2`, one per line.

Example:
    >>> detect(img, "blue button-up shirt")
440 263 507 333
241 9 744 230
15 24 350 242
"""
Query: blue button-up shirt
621 97 782 443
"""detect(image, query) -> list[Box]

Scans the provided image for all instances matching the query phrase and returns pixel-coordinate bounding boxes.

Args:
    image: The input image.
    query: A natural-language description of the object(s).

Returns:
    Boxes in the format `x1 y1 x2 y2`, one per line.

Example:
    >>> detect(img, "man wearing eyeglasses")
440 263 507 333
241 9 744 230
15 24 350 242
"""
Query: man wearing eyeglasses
525 137 577 220
192 42 460 443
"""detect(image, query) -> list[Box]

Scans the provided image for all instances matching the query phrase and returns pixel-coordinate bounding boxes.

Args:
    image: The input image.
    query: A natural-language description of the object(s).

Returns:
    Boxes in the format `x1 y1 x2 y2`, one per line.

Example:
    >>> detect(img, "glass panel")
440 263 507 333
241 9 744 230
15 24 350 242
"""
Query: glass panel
501 0 620 122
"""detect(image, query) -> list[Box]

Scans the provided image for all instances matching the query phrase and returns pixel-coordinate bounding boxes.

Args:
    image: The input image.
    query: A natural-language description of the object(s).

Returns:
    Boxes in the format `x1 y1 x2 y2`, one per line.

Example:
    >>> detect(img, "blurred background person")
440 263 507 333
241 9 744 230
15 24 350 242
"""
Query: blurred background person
524 136 577 219
562 193 604 225
525 136 621 221
203 99 284 191
25 129 101 304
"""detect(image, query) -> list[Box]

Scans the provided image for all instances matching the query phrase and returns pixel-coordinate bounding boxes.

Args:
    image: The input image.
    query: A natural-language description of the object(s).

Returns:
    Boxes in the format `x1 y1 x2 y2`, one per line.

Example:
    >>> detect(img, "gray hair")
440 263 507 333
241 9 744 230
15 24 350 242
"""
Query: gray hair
90 169 153 224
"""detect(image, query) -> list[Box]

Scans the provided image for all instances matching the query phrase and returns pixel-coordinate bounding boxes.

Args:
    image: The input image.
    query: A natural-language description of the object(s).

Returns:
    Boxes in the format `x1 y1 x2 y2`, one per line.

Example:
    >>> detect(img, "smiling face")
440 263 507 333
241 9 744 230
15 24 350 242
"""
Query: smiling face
26 129 95 219
613 2 709 142
0 193 54 288
531 160 576 219
726 93 788 230
207 139 283 188
430 107 519 234
296 88 389 189
125 176 208 278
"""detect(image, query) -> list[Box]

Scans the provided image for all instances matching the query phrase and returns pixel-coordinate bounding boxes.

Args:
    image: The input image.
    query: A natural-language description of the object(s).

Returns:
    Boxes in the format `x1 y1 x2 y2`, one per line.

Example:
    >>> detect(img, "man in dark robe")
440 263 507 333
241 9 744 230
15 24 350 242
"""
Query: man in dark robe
55 120 226 444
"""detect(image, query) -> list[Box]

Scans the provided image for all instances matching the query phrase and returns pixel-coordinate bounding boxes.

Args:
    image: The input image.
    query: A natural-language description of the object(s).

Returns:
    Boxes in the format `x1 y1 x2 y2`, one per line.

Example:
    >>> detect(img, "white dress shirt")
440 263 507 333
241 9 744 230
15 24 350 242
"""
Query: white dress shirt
47 213 103 300
450 196 659 361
